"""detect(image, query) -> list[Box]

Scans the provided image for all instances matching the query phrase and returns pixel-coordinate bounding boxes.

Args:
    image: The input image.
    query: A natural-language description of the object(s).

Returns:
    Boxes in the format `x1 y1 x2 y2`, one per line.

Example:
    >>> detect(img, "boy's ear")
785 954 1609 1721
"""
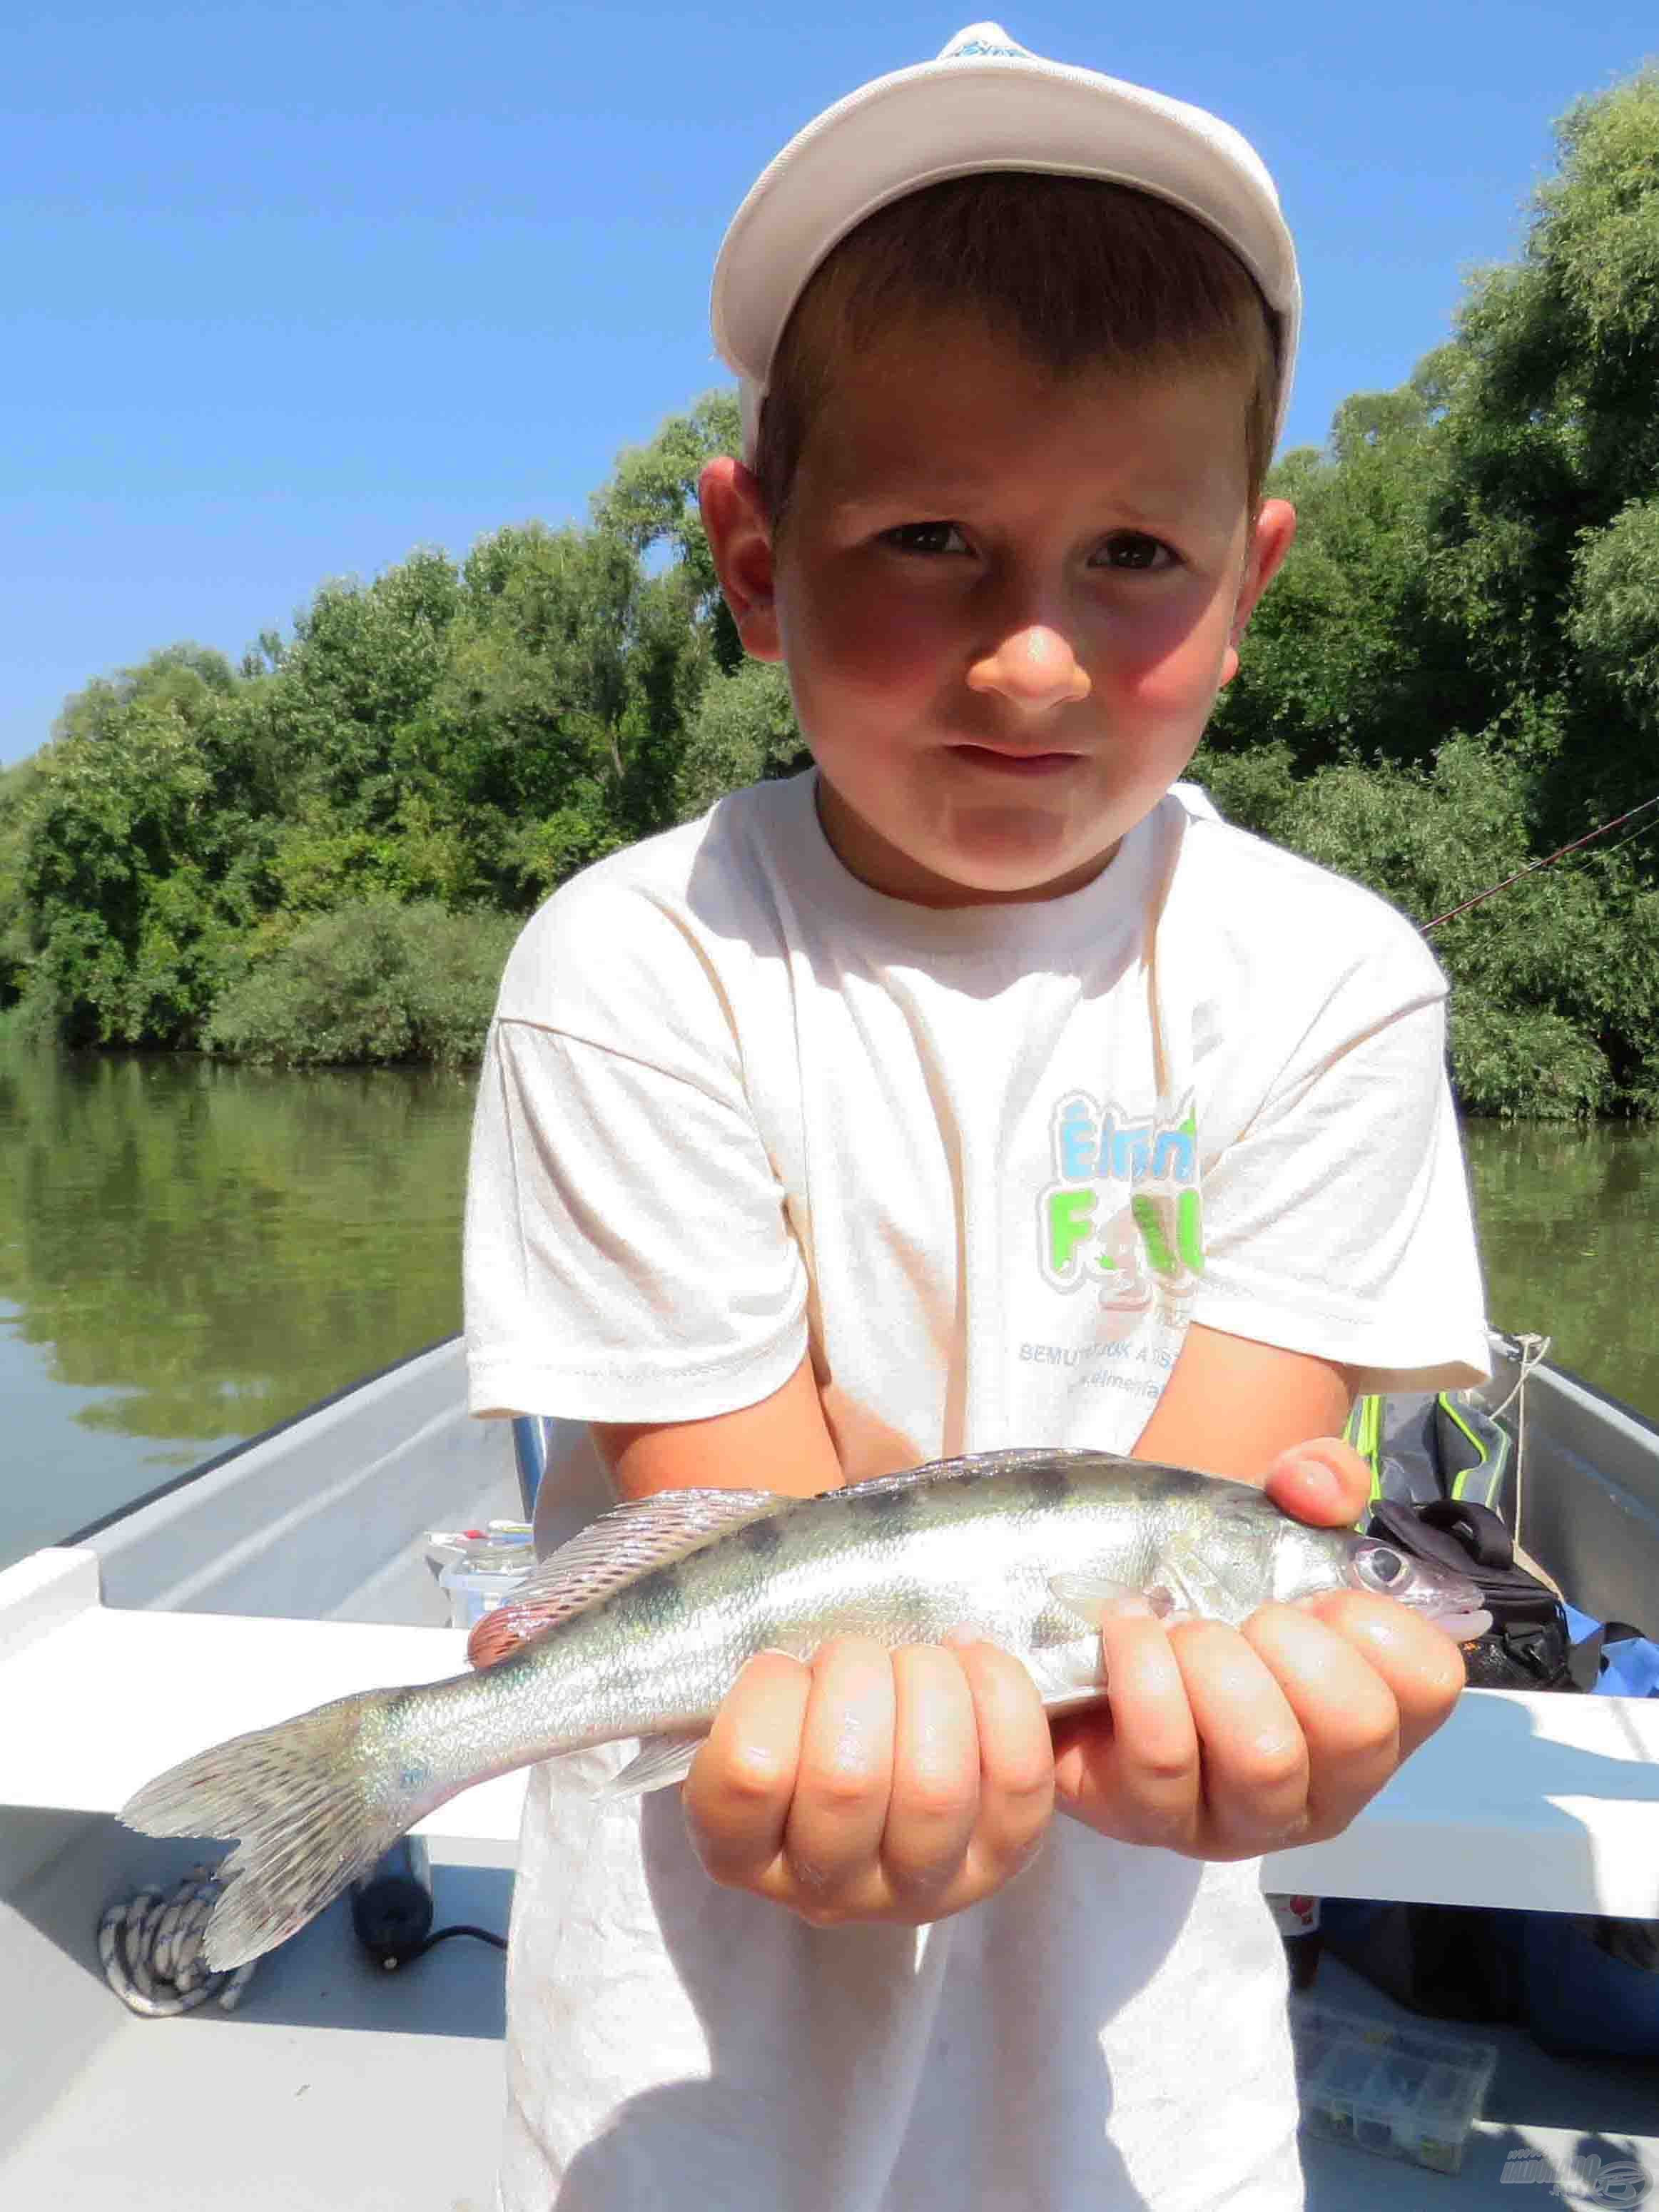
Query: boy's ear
1217 497 1297 689
698 458 782 663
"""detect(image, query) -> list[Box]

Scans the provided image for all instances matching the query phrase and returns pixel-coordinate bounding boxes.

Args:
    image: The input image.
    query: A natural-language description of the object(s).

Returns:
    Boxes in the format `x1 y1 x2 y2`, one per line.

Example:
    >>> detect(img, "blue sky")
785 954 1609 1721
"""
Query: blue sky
4 1 1655 765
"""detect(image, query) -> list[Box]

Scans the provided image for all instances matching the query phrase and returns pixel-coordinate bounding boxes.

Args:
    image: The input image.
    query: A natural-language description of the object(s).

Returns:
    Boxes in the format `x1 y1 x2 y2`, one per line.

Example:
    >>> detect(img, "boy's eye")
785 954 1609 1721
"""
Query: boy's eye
881 521 970 556
1096 532 1176 572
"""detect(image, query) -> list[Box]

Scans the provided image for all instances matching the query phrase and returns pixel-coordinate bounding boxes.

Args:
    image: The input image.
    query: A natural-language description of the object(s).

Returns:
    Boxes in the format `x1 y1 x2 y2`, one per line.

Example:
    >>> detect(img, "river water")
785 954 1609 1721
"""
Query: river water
1 1047 1655 1570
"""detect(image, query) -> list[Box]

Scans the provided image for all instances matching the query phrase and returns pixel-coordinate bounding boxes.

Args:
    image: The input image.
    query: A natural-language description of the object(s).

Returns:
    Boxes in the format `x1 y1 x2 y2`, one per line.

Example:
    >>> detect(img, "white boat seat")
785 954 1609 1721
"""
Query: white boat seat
2 1544 1657 1915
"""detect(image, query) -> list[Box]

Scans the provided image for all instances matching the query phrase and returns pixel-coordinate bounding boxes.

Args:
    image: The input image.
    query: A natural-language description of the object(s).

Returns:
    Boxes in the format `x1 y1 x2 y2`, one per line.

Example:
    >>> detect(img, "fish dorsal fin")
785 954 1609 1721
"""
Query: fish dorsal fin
835 1447 1108 1506
466 1487 786 1668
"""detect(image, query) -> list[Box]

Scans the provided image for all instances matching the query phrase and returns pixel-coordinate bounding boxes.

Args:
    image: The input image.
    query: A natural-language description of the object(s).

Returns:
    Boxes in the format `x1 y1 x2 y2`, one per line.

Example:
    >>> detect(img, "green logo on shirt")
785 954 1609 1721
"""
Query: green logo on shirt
1040 1093 1203 1314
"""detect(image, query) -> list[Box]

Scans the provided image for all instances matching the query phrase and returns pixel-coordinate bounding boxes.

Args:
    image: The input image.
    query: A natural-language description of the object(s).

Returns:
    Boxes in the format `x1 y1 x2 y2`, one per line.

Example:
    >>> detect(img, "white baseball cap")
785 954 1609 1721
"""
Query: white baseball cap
711 21 1301 463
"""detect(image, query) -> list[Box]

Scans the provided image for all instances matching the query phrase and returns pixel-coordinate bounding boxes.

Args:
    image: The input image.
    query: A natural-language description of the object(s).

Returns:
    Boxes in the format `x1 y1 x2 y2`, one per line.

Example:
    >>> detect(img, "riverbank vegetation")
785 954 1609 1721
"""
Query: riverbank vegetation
4 73 1659 1115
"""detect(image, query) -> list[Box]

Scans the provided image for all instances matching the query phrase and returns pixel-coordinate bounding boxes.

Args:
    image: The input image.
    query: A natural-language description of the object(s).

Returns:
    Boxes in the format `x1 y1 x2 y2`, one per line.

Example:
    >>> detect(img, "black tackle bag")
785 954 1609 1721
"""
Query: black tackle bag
1366 1494 1576 1690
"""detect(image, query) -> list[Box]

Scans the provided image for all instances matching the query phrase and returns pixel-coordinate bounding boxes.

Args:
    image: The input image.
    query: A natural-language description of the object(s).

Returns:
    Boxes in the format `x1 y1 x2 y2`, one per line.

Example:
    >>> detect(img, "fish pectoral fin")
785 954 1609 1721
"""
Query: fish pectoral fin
597 1733 704 1801
1047 1572 1156 1628
1050 1542 1253 1634
1153 1536 1252 1625
1023 1638 1111 1705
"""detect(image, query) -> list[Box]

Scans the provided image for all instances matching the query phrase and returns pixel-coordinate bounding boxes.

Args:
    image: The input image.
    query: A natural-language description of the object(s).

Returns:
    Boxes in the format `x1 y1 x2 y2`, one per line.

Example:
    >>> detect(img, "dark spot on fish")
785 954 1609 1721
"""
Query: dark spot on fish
399 1763 430 1793
741 1518 784 1558
1023 1462 1072 1506
629 1564 686 1618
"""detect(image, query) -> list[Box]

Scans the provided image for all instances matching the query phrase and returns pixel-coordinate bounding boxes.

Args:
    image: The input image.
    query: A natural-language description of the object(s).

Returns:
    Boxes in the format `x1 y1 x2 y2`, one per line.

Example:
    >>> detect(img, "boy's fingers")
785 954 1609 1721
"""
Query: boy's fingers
688 1641 1060 1924
684 1650 811 1886
1167 1619 1309 1857
879 1645 982 1904
947 1640 1055 1884
782 1636 896 1900
1299 1590 1468 1760
1262 1438 1371 1528
1240 1603 1400 1841
1058 1610 1199 1847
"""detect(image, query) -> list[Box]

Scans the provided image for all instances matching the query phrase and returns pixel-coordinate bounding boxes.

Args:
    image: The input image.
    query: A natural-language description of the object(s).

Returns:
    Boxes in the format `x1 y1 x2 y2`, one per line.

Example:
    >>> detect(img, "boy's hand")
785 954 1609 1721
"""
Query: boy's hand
1050 1436 1469 1858
684 1436 1467 1919
682 1633 1055 1927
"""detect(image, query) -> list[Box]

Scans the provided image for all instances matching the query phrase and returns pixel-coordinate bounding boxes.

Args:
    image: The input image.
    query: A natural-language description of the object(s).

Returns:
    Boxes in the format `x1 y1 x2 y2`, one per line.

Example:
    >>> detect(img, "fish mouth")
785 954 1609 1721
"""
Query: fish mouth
1395 1573 1493 1645
1432 1608 1494 1645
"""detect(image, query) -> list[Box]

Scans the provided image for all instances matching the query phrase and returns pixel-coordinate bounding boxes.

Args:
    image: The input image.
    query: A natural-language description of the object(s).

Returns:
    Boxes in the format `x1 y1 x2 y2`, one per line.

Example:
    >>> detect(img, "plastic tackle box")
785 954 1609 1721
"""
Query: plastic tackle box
1290 1998 1498 2175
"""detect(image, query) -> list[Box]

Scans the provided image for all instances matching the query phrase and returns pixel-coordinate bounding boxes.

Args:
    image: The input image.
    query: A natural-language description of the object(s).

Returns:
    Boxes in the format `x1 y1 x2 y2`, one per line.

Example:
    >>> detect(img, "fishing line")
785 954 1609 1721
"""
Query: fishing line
1423 791 1659 932
1582 814 1659 872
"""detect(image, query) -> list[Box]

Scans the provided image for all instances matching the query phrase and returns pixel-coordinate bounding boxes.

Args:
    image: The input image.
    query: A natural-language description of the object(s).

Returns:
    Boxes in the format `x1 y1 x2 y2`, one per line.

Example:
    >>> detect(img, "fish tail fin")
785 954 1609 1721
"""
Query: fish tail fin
120 1688 427 1971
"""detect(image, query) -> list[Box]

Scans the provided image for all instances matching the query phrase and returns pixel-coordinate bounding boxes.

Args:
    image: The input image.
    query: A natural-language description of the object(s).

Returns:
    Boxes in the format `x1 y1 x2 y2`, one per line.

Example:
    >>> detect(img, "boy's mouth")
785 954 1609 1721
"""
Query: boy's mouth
949 744 1080 777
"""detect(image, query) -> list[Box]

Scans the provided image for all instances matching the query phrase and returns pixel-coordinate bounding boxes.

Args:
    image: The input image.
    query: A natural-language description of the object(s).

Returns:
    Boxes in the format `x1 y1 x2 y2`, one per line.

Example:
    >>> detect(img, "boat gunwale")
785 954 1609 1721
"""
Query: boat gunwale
1516 1344 1659 1441
59 1334 460 1550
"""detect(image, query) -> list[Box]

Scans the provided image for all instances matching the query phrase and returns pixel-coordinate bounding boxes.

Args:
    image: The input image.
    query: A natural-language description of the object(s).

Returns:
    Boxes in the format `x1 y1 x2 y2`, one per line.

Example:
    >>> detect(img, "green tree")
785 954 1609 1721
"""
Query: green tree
408 519 704 903
18 647 278 1046
0 756 46 1009
592 391 746 673
51 641 239 751
1426 71 1659 793
1211 359 1479 768
1192 736 1659 1118
253 551 463 833
674 660 807 821
1569 495 1659 738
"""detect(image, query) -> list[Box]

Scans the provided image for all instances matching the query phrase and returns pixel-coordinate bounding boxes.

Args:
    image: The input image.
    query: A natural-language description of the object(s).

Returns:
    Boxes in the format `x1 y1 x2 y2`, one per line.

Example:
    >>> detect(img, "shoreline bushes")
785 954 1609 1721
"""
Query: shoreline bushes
205 902 520 1067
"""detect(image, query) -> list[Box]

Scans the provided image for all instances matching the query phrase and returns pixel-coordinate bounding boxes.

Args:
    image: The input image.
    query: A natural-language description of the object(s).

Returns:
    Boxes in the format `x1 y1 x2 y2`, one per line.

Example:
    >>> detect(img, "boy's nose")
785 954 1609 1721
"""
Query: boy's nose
965 625 1092 711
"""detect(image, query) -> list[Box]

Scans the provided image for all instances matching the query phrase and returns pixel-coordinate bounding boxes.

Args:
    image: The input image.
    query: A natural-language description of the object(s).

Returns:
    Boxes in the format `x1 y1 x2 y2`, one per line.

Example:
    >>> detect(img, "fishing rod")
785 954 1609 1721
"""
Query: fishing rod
1422 790 1659 933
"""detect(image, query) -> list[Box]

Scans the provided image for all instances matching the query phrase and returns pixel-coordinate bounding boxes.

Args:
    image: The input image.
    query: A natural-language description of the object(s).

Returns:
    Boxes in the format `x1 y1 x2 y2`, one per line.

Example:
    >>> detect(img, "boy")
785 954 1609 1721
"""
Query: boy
465 24 1488 2211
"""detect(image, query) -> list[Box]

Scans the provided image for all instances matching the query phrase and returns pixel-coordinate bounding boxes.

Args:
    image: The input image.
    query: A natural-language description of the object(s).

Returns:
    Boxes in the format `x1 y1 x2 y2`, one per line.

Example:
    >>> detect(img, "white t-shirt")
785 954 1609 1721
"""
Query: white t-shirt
464 771 1489 2212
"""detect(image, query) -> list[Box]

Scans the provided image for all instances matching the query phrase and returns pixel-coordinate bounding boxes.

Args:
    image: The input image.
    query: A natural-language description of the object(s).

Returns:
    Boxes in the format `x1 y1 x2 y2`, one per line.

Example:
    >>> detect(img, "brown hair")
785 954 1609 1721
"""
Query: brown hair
755 173 1281 527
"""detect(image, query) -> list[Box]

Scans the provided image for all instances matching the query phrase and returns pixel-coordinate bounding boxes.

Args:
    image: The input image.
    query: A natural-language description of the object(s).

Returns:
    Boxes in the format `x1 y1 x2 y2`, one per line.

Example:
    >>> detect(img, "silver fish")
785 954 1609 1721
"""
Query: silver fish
121 1448 1490 1969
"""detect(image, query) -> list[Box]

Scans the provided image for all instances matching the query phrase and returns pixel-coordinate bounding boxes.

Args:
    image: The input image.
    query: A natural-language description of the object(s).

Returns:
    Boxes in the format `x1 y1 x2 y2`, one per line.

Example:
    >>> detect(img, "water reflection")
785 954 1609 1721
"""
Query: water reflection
0 1050 474 1562
1 1045 1655 1569
1463 1118 1659 1419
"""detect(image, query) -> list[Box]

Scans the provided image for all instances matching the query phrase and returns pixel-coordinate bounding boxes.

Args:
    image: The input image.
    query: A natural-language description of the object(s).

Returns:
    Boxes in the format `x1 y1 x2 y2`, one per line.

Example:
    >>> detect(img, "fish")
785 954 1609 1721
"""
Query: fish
120 1447 1491 1970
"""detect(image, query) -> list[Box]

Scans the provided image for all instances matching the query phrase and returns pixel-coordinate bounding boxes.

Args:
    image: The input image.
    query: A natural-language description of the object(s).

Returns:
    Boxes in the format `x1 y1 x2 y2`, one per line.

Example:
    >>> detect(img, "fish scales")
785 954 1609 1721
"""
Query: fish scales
119 1447 1492 1969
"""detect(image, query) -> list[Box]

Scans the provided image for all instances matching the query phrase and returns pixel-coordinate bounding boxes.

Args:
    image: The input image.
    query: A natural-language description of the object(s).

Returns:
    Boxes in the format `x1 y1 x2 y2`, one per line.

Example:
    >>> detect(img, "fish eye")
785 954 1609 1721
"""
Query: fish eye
1355 1544 1408 1590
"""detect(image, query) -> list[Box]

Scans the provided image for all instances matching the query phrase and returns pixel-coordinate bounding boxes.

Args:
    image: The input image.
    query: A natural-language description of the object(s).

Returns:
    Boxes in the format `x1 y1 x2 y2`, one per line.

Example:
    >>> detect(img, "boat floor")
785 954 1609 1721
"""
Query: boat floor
4 1863 511 2211
6 1461 1653 2211
9 1894 1653 2212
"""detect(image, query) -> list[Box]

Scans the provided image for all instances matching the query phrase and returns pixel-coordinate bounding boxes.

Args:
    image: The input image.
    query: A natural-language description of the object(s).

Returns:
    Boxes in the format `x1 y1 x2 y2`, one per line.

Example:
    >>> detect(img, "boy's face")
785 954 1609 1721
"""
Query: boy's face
701 315 1295 907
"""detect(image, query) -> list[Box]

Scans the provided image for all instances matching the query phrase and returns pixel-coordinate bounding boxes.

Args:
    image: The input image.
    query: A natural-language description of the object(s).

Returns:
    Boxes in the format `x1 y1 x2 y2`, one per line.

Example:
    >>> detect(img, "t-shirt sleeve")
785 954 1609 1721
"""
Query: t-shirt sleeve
465 1015 809 1422
1189 954 1490 1396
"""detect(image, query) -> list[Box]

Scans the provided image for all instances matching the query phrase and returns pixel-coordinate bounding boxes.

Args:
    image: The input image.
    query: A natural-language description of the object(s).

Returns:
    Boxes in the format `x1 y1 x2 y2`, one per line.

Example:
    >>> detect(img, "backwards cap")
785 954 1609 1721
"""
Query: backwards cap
711 21 1301 463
